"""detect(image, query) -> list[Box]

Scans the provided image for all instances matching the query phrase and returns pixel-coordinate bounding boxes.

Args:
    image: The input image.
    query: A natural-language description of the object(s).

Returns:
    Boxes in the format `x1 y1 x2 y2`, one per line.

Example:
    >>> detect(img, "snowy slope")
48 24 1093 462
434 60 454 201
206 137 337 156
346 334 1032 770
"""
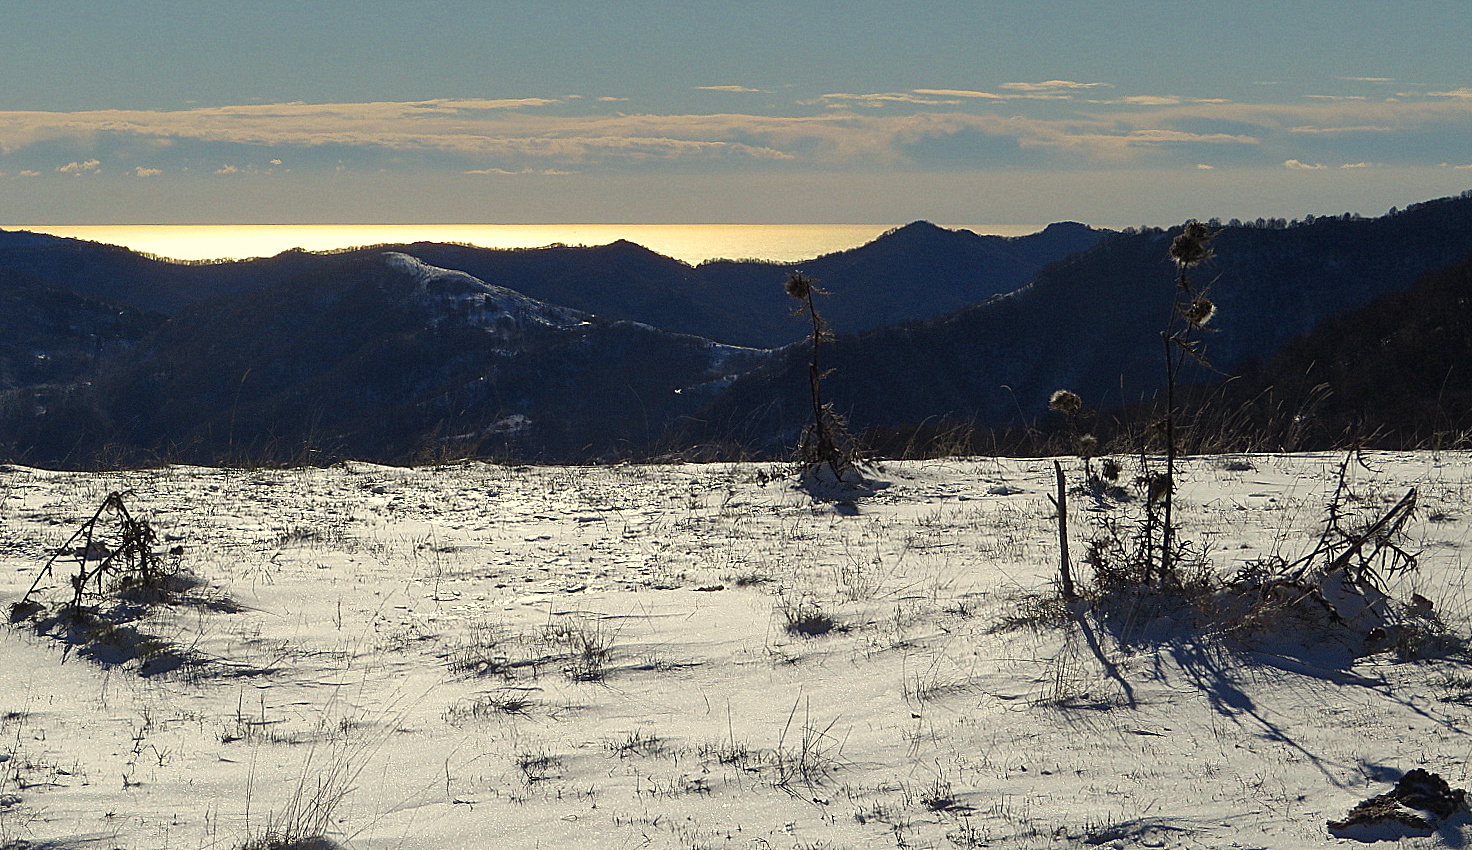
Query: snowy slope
382 252 588 335
2 452 1472 849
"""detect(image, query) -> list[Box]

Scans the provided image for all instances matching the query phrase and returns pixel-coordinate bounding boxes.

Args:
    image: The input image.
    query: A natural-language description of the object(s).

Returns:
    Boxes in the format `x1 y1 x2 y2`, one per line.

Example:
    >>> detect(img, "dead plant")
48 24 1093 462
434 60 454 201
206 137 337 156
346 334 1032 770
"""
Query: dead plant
9 490 206 675
785 271 860 479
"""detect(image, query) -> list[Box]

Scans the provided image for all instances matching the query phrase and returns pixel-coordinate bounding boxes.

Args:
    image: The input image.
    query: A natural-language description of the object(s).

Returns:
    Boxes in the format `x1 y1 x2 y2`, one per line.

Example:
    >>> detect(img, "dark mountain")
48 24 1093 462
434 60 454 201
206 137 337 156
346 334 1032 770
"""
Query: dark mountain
1207 249 1472 449
9 195 1472 467
204 222 1103 348
690 221 1105 346
0 253 766 466
0 220 1103 466
0 229 323 314
0 223 1106 348
0 266 162 389
353 239 761 346
687 194 1472 456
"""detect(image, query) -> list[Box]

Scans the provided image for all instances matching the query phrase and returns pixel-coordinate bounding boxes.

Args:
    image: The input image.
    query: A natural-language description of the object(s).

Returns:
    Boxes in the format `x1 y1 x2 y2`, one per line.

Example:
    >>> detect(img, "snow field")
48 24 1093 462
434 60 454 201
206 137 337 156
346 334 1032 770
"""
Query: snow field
2 453 1472 849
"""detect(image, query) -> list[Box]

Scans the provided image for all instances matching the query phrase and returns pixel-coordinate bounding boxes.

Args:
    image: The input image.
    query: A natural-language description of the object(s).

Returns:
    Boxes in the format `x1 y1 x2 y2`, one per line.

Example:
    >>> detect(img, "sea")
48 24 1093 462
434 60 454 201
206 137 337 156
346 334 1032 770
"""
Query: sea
10 223 1044 265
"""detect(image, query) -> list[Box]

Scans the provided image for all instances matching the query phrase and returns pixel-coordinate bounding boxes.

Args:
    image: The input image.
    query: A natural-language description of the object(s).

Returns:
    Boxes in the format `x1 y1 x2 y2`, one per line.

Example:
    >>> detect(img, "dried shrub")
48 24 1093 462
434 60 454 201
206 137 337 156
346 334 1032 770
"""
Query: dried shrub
10 491 208 675
17 491 186 611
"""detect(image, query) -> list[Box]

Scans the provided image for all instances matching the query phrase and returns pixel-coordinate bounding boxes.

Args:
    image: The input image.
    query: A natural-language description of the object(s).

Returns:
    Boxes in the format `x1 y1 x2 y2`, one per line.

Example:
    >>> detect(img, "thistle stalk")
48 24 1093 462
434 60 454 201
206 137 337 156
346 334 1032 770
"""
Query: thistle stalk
785 271 848 473
1158 220 1216 581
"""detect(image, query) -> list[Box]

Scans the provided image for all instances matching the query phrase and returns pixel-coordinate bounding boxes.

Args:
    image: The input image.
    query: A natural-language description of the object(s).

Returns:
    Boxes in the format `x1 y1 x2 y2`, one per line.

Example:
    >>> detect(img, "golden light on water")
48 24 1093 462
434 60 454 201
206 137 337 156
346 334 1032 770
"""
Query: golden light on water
11 223 1044 265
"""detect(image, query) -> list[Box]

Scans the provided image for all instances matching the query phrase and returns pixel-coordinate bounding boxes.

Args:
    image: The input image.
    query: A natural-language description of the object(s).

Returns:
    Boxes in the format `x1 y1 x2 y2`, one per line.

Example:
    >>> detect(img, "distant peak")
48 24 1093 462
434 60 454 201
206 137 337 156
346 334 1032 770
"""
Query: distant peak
894 220 945 233
1040 221 1093 233
592 238 689 266
874 221 955 242
593 238 657 254
382 251 485 288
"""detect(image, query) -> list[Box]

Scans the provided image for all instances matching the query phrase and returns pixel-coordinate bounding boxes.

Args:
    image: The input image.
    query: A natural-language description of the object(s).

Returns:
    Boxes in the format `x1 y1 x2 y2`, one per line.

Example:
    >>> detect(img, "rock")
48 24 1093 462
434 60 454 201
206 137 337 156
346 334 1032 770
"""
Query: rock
1393 769 1467 818
1328 768 1467 841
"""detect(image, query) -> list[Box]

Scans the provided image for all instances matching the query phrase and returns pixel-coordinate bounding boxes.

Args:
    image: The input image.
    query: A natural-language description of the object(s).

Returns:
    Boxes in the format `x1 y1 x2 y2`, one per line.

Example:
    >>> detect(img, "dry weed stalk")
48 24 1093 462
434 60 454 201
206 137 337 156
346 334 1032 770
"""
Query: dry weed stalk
17 491 170 612
785 271 858 477
1061 221 1221 603
1049 227 1437 655
1221 453 1447 656
8 490 210 676
1156 220 1219 581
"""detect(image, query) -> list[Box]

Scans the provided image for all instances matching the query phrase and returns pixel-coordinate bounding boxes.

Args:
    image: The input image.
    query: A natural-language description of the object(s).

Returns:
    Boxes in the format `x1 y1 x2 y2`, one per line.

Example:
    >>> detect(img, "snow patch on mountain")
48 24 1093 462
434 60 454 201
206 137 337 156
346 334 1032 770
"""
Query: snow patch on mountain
383 251 588 332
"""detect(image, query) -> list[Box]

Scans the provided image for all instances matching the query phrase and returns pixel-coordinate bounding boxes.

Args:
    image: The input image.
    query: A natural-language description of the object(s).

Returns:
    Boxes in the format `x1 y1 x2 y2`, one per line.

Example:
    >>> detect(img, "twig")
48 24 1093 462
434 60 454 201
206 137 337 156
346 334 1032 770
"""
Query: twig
1047 460 1076 599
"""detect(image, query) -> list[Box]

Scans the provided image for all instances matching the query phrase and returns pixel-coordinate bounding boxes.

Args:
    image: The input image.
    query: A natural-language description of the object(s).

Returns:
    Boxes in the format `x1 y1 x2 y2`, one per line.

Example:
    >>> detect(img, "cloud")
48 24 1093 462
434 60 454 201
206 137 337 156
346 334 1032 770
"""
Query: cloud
1340 162 1374 168
909 87 1074 102
1109 95 1184 106
1101 95 1234 106
1 90 1469 180
429 98 560 110
463 167 575 175
1337 76 1394 83
1305 95 1368 101
1288 124 1394 134
1126 129 1257 144
697 86 769 93
57 159 101 174
134 166 162 177
912 89 1009 100
817 92 963 107
999 80 1109 92
1428 88 1472 99
1196 163 1214 169
1105 97 1472 139
1284 159 1328 169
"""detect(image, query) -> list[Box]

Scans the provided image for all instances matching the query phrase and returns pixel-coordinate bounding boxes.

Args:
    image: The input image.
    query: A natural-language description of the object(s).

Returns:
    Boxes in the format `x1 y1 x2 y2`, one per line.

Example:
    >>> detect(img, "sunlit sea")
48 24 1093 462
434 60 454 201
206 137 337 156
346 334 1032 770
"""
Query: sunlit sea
10 224 1044 265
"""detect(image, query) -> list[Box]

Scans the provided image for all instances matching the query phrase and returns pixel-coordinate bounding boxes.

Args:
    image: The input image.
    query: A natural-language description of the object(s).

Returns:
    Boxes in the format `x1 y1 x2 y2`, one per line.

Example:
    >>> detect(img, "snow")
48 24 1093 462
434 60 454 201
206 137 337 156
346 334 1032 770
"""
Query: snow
2 452 1472 849
382 252 587 332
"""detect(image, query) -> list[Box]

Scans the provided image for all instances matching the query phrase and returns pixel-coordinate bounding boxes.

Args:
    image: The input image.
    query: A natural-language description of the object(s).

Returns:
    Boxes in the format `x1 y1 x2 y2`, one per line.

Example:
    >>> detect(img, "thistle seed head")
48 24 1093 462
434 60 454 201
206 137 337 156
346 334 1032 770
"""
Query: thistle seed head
784 272 815 300
1184 296 1216 327
1077 433 1099 459
1048 389 1082 415
1169 220 1215 268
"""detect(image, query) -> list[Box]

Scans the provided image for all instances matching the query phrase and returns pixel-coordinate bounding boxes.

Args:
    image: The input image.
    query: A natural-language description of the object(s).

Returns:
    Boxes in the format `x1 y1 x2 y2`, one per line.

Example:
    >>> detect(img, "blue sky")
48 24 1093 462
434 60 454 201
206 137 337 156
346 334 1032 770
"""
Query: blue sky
3 0 1471 225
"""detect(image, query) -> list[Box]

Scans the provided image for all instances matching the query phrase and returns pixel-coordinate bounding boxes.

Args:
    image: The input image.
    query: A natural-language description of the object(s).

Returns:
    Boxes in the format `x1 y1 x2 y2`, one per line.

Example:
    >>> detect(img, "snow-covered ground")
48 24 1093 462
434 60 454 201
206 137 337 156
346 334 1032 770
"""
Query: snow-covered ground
3 452 1472 849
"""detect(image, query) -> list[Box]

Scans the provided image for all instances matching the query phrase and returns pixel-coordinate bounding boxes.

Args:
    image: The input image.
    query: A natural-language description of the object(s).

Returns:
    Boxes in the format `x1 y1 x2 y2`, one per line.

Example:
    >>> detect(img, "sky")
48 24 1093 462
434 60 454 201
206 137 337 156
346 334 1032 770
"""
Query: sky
2 0 1471 227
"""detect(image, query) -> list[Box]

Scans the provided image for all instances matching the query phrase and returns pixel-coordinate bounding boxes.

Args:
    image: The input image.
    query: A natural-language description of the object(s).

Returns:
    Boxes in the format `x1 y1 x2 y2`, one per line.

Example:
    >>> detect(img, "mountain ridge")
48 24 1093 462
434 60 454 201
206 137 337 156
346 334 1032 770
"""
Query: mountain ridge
0 252 767 465
686 194 1472 456
0 221 1108 348
4 195 1472 467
